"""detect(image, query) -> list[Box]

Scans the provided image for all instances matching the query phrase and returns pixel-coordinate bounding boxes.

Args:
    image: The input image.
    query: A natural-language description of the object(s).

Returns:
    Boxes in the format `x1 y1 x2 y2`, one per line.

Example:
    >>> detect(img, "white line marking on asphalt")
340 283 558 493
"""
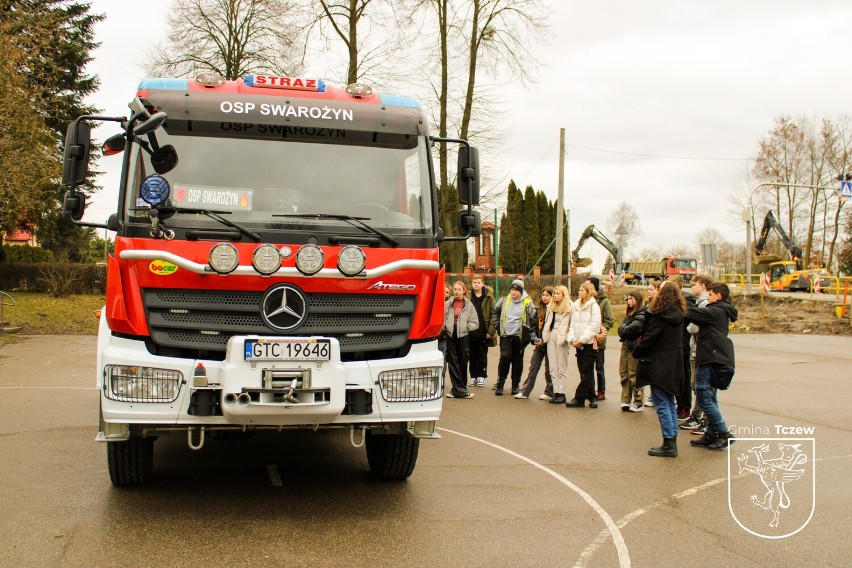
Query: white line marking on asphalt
267 464 283 487
575 453 852 566
438 427 631 568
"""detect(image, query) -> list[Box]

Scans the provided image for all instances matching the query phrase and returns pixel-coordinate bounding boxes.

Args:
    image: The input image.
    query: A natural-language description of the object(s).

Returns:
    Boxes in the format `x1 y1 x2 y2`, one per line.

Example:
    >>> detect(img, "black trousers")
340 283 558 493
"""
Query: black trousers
676 349 692 414
594 348 607 393
446 334 470 396
468 337 489 379
497 335 525 388
574 345 597 402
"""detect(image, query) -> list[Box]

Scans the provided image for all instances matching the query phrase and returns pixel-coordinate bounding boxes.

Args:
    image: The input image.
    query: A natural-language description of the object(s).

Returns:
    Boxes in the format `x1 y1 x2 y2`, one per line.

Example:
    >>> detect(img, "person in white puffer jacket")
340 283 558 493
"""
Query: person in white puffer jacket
566 281 602 408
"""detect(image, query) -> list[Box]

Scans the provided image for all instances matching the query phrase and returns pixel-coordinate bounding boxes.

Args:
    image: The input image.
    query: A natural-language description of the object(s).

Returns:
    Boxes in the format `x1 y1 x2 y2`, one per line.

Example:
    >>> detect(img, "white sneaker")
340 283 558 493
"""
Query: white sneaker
644 401 653 407
513 392 528 399
476 377 486 387
468 378 477 387
538 394 553 401
629 403 644 412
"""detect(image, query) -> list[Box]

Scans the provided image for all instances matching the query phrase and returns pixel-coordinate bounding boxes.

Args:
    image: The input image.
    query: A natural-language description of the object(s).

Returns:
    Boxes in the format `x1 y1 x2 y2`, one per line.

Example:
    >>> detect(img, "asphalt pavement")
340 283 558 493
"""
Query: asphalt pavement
0 333 849 567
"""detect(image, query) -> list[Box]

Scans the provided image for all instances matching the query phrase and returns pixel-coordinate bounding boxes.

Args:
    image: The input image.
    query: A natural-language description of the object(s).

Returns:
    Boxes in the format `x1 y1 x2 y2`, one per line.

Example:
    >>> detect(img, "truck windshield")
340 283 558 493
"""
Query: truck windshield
676 258 698 270
123 132 433 235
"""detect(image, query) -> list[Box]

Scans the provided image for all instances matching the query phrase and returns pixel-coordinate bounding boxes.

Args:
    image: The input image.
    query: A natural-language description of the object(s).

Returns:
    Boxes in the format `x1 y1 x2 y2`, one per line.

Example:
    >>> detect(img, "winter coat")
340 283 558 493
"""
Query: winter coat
617 307 646 352
492 294 538 345
469 287 497 347
596 293 615 350
541 308 571 346
569 298 602 346
686 300 738 367
443 297 479 339
632 303 685 395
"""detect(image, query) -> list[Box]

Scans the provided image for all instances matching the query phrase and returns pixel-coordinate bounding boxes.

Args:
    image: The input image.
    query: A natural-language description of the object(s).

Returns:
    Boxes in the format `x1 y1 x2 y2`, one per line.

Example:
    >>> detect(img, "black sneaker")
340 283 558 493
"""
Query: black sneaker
679 417 702 430
495 387 504 396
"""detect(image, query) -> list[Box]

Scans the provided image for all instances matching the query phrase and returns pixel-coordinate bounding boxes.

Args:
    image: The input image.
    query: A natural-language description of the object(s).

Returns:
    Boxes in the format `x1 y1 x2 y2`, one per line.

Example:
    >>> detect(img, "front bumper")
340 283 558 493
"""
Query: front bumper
96 317 444 428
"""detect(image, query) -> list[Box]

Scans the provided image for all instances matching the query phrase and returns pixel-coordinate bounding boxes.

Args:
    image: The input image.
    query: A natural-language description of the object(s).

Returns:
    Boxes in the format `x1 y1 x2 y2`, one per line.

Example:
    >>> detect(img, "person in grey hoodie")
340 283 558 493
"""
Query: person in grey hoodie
491 279 538 396
443 281 479 399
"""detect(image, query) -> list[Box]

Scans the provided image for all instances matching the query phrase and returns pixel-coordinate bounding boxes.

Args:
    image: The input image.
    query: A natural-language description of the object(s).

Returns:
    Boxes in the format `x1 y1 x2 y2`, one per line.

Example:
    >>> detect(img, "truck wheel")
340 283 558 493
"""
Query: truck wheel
107 437 154 486
365 431 420 480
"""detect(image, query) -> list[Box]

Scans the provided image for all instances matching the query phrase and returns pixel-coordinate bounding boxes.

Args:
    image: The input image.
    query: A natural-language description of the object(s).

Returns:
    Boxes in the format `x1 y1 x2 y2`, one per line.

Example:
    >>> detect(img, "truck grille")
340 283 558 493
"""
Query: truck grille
142 289 415 360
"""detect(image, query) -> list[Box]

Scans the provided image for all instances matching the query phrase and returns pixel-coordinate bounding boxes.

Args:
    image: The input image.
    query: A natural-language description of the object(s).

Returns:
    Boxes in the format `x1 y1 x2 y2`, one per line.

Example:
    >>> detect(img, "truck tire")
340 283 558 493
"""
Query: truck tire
107 437 154 486
365 431 420 480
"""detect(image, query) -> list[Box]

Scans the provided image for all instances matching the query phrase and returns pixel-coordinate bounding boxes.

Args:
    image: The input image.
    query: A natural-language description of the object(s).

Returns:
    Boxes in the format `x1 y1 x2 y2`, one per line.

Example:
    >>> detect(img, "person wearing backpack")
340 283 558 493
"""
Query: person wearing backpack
685 282 738 451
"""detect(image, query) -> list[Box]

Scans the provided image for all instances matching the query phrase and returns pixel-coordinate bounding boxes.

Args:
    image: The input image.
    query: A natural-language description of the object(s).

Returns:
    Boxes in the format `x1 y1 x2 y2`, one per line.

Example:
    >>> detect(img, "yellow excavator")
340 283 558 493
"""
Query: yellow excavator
754 211 829 292
571 225 620 271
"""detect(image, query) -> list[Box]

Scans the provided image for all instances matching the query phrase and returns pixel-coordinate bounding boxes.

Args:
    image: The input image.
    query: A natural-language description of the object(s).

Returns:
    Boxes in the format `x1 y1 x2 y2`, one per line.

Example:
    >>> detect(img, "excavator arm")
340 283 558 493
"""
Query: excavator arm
754 210 803 268
572 225 620 269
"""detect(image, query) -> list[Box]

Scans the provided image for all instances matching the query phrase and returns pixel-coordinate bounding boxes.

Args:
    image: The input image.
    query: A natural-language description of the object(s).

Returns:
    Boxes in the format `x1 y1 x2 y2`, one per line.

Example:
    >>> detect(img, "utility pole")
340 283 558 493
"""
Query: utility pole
554 128 565 277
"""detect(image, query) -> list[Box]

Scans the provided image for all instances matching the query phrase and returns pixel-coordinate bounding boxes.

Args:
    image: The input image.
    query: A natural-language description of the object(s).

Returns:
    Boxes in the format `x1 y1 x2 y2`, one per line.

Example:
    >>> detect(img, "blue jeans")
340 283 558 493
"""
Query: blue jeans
650 386 678 439
695 364 728 434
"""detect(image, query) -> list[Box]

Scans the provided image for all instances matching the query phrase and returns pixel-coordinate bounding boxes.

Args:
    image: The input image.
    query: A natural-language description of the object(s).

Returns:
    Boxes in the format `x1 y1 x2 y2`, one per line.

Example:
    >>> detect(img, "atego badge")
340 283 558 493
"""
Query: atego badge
728 438 815 539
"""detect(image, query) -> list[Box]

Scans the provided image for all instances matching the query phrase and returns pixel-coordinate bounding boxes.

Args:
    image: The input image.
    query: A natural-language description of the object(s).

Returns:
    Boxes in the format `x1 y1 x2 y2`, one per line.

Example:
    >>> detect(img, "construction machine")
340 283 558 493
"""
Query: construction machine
754 210 829 291
571 225 621 270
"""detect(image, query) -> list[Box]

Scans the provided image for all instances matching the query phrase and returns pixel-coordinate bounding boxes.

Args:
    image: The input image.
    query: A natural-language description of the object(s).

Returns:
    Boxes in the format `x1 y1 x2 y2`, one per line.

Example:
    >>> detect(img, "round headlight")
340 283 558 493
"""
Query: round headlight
337 246 366 276
139 175 170 206
209 243 239 274
252 244 282 275
295 244 324 275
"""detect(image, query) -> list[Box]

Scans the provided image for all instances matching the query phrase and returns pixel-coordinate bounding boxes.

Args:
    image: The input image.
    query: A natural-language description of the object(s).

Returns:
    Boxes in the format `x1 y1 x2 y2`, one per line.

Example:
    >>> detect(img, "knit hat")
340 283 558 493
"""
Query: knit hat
510 279 524 292
587 276 600 293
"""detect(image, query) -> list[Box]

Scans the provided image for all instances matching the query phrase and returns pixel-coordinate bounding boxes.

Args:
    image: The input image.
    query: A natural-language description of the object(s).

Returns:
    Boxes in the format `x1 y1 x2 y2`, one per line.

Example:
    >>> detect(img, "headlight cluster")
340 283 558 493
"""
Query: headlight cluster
105 365 182 403
378 367 442 402
207 243 367 276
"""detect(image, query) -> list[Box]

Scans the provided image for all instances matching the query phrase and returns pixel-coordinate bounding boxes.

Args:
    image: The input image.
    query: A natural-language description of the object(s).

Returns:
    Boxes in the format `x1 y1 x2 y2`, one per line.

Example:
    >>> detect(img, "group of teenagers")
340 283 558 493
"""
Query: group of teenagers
440 272 738 458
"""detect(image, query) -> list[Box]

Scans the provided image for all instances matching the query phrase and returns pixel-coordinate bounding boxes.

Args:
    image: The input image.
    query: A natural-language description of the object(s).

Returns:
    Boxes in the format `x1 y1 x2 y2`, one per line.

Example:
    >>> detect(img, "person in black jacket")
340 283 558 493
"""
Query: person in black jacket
632 281 687 457
685 282 738 451
617 290 646 411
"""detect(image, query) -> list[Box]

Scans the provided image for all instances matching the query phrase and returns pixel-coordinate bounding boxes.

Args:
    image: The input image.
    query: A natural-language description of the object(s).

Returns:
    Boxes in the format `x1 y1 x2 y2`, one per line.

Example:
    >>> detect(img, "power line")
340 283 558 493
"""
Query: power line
564 143 751 162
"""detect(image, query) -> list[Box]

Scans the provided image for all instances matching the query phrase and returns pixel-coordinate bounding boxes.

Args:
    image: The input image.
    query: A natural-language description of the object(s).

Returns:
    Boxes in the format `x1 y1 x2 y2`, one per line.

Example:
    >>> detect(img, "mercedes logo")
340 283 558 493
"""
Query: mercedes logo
260 283 308 331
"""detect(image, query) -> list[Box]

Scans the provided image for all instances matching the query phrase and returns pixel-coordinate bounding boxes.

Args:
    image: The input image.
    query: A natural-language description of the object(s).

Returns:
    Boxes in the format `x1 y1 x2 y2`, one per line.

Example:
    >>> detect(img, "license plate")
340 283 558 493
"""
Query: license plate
244 338 331 362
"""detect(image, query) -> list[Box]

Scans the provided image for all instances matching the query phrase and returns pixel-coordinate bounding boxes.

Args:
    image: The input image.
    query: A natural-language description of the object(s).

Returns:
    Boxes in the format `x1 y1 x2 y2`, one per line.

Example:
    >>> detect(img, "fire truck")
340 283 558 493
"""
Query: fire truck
61 73 480 485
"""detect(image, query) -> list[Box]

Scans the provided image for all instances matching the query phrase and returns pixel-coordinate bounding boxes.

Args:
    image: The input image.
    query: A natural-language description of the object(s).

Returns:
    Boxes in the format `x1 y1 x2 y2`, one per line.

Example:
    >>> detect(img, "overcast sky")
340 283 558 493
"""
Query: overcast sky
83 0 852 270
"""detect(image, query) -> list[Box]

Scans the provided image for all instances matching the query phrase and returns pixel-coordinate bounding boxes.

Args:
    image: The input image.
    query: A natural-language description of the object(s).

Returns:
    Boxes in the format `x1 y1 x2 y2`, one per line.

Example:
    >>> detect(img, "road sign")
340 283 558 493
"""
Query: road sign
761 273 771 294
841 181 851 201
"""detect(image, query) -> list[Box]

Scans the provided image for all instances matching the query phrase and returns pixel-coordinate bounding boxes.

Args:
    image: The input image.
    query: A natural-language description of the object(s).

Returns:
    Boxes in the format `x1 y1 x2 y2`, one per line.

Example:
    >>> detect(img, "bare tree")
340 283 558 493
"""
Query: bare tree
146 0 303 80
413 0 545 271
605 200 642 252
307 0 407 86
754 115 851 270
754 115 807 240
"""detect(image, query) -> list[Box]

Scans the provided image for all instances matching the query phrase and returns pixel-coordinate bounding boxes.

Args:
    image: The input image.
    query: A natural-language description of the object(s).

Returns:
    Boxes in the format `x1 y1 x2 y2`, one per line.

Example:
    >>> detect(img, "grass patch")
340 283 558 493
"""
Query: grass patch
0 292 103 345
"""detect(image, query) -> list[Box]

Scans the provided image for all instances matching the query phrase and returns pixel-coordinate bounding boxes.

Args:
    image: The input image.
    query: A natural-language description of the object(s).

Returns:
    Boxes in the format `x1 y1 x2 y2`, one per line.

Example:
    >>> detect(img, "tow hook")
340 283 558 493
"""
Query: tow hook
283 378 299 403
188 426 205 450
350 426 365 448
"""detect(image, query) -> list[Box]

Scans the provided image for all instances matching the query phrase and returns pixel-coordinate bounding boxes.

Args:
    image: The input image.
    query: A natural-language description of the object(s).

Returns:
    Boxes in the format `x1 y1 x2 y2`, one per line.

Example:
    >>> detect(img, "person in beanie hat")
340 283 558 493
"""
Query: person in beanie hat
586 277 614 401
491 278 538 396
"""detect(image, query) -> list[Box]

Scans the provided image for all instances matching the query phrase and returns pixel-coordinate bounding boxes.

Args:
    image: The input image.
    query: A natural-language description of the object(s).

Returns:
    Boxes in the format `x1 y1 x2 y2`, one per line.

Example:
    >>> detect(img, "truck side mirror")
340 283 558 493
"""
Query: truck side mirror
457 146 480 205
457 209 481 237
63 190 86 221
61 122 91 187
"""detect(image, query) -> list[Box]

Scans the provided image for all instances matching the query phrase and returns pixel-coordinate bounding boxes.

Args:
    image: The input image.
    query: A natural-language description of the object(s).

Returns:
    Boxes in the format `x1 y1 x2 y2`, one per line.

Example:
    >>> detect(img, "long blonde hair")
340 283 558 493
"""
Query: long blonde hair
549 285 571 315
578 281 597 307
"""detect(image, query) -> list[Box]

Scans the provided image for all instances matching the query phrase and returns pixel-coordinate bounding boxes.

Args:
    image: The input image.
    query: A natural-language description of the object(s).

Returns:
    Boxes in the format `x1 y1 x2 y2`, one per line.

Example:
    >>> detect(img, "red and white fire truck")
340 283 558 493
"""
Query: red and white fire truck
62 73 480 485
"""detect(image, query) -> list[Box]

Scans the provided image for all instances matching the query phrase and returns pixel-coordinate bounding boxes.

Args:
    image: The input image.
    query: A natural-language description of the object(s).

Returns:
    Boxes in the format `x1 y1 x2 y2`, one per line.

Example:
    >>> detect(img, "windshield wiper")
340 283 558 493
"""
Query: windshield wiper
273 213 399 247
157 206 262 242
